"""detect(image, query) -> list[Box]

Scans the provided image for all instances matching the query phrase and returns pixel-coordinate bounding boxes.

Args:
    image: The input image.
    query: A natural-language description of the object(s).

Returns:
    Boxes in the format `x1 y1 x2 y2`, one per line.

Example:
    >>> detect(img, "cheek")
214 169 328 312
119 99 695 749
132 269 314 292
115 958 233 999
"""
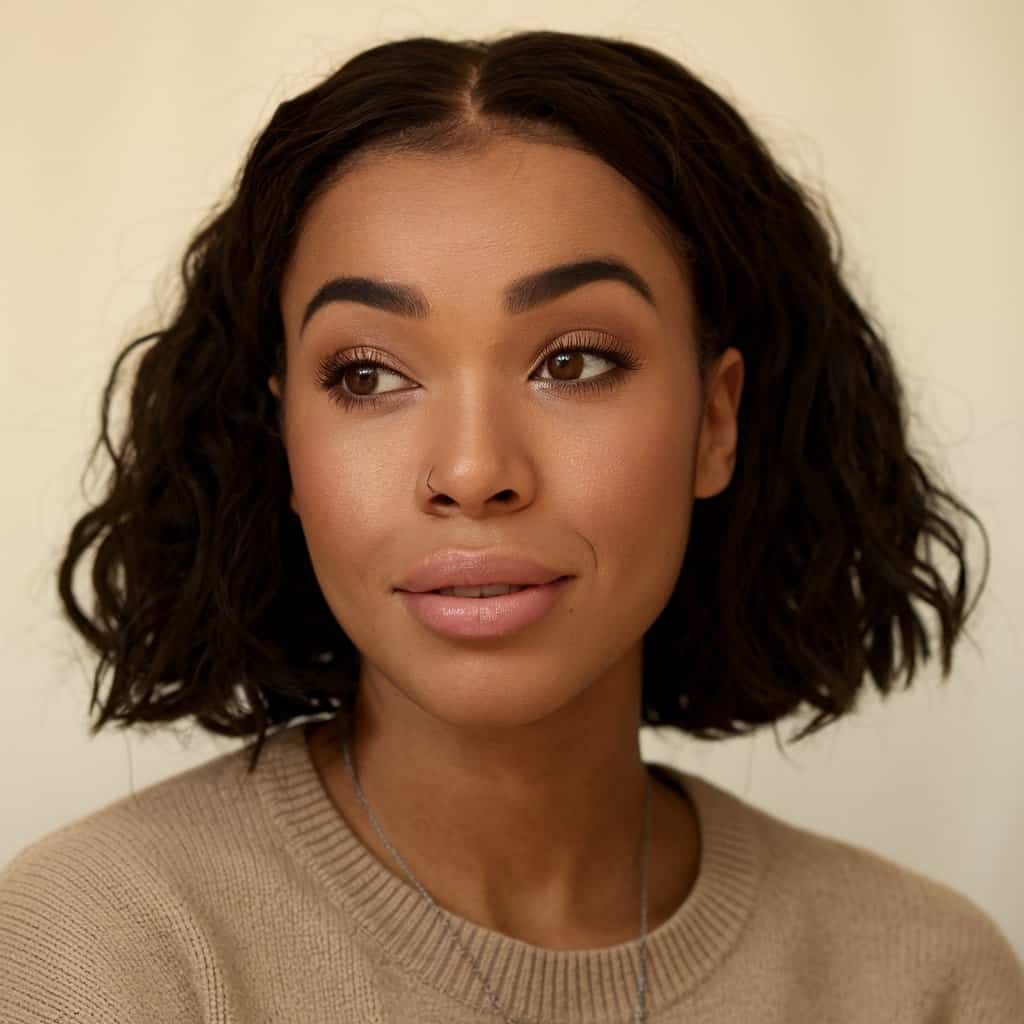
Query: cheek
580 398 697 606
285 429 398 591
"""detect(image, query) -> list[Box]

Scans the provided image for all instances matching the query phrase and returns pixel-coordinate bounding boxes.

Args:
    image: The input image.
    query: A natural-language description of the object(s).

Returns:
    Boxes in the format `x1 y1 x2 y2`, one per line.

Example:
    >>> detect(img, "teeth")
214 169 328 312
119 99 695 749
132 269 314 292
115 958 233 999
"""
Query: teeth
436 584 531 598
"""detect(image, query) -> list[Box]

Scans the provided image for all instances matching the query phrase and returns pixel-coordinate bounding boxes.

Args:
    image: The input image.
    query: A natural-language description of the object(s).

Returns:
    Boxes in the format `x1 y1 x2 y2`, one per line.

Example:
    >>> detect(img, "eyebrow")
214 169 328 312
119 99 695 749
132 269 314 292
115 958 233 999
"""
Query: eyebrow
298 256 657 335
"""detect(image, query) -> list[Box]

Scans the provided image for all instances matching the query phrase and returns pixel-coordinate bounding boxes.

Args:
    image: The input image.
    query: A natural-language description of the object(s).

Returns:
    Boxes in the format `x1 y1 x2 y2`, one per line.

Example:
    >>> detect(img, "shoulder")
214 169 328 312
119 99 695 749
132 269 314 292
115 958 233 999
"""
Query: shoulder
0 741 260 1023
3 736 260 889
685 771 1024 1015
750 793 1009 947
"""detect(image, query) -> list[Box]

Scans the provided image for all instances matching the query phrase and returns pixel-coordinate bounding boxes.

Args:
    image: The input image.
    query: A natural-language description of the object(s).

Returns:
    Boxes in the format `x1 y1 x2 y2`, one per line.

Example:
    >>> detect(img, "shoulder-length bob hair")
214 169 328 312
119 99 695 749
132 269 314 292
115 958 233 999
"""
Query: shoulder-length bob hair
58 30 989 772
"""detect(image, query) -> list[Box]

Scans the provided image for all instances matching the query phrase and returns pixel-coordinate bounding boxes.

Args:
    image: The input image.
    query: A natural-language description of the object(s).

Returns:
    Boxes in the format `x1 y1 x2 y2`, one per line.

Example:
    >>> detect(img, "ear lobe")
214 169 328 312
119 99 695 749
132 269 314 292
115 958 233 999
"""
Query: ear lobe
266 375 294 513
693 349 743 500
693 447 731 500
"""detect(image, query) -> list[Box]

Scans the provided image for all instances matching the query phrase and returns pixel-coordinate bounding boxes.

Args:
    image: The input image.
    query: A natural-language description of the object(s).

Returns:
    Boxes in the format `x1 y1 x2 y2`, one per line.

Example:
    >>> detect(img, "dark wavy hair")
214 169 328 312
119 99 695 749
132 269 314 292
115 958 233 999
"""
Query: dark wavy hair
57 29 990 773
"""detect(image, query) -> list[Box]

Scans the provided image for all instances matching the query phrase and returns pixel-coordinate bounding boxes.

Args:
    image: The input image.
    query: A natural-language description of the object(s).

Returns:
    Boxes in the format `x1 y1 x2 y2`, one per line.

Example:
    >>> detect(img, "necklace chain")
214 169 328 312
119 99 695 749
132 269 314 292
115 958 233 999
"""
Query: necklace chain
340 732 651 1024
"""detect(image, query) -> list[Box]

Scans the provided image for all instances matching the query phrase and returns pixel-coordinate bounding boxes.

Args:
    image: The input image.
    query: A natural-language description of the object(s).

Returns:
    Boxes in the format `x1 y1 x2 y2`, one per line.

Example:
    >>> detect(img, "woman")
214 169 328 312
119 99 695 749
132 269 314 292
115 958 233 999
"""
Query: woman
2 28 1021 1023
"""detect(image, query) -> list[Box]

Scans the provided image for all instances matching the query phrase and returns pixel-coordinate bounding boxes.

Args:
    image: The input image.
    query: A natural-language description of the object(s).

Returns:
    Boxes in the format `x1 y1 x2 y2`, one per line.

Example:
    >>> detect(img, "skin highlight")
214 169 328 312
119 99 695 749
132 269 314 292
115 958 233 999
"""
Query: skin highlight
268 137 744 949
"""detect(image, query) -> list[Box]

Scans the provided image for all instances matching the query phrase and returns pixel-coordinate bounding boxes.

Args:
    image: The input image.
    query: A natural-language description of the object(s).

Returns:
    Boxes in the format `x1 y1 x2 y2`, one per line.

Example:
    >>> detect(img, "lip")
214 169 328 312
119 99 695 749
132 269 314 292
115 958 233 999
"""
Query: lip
394 549 571 594
397 577 573 639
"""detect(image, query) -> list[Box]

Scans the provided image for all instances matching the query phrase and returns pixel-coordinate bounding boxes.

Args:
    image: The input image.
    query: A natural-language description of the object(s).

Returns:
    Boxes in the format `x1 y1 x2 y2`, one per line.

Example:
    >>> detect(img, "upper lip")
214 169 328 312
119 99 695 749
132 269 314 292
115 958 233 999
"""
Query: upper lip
394 550 572 593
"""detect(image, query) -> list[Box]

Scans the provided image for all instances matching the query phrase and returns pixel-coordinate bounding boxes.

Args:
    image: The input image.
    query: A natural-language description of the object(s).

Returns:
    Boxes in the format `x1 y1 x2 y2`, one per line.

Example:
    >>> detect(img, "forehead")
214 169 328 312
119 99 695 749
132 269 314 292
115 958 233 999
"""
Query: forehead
281 139 689 327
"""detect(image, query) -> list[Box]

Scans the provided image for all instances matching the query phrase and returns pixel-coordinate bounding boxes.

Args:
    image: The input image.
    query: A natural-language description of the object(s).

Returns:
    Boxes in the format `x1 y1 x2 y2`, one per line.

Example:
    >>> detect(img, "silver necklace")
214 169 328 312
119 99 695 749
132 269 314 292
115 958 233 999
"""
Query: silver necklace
341 732 652 1024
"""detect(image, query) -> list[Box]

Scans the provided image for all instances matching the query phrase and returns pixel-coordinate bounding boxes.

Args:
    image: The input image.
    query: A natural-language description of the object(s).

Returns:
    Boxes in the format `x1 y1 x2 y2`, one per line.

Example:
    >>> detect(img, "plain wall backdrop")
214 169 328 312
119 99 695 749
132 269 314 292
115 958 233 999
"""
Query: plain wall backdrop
2 0 1022 955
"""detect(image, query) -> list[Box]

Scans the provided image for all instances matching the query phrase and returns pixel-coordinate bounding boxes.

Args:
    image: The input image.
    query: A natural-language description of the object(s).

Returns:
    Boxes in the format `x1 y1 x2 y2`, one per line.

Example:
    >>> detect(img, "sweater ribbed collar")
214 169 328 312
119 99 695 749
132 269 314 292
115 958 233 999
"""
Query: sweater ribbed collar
255 721 761 1023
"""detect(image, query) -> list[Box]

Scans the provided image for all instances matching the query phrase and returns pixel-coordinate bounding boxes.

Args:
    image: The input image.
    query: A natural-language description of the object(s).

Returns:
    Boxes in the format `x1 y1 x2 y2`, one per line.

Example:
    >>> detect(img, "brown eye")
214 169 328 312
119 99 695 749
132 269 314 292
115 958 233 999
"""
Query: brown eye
344 365 381 397
316 336 642 411
545 351 586 381
534 344 621 384
314 348 410 407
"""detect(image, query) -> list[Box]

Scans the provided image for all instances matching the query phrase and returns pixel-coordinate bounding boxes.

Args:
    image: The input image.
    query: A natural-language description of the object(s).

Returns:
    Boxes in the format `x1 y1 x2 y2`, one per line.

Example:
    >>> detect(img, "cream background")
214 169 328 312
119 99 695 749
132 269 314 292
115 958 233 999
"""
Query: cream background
2 1 1021 956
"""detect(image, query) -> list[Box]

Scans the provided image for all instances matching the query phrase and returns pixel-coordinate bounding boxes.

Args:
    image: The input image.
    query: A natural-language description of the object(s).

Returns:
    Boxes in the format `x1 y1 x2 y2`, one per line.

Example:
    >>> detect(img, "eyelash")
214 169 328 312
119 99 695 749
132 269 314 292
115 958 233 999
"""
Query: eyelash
313 332 644 411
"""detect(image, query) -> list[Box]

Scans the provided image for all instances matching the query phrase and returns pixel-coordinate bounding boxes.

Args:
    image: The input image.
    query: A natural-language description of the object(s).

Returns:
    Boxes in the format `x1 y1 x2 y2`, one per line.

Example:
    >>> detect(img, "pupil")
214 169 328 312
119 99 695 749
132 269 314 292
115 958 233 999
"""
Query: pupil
551 351 582 380
348 367 376 395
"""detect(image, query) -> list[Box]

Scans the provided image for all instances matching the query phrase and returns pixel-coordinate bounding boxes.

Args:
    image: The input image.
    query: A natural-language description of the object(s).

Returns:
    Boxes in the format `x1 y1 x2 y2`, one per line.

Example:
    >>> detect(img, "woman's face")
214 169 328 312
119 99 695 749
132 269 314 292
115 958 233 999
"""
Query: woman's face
273 138 743 734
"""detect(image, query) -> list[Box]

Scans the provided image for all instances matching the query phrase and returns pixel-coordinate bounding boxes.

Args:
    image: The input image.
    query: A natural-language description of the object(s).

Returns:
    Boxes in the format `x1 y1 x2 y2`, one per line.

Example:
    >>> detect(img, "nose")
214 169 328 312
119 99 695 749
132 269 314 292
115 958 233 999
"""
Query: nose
418 388 536 516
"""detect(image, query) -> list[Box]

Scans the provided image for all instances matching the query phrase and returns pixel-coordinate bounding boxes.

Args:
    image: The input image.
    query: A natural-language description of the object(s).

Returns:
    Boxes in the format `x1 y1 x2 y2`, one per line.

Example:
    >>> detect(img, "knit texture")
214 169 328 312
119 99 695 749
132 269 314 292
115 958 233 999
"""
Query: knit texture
1 721 1021 1022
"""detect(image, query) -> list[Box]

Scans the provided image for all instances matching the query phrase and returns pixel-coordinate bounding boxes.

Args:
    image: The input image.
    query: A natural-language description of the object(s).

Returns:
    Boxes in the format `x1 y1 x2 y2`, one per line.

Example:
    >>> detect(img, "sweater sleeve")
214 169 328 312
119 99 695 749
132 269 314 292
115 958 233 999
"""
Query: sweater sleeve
939 892 1024 1022
0 827 216 1024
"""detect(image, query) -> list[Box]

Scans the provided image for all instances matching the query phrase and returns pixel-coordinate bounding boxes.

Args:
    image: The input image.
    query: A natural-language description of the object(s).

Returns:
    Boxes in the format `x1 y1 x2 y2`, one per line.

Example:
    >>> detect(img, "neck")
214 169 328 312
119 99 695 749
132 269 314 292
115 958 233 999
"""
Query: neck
306 683 701 949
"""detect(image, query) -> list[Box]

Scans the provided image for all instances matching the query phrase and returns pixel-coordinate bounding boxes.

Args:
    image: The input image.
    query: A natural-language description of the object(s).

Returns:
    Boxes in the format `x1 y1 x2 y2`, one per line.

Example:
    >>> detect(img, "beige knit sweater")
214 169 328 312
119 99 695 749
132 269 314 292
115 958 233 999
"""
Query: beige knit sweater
1 721 1021 1023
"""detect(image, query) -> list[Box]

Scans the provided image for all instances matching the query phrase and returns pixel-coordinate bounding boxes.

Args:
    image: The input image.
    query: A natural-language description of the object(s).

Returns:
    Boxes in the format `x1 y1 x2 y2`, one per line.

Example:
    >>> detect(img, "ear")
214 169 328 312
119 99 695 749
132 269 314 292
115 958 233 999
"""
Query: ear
266 375 298 515
693 348 744 500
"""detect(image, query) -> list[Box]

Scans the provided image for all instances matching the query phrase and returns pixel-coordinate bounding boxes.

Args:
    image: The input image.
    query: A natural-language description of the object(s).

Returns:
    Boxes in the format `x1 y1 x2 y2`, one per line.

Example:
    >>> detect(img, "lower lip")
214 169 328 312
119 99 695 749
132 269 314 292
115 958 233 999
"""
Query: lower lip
396 577 573 638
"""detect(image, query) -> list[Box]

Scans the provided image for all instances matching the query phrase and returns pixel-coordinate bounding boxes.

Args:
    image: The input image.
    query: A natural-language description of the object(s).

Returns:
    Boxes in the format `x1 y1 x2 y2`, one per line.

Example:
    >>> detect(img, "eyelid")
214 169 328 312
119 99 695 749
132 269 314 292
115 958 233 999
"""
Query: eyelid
317 328 629 374
313 329 644 407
